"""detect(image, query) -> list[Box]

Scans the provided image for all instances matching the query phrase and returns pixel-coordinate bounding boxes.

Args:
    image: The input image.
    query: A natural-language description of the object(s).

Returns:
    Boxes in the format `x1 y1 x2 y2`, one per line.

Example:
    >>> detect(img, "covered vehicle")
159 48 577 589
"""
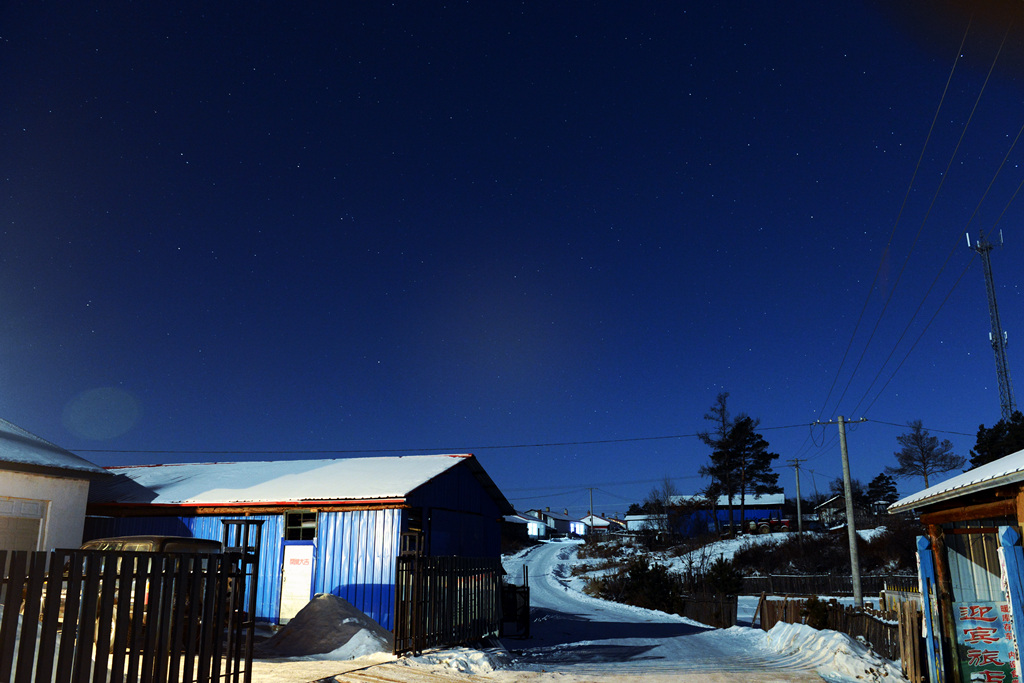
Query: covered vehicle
80 535 223 553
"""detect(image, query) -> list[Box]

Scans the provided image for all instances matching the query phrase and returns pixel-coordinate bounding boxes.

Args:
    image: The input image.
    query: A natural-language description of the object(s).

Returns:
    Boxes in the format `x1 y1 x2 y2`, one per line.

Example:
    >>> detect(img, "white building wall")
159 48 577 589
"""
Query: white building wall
0 470 90 550
624 514 664 532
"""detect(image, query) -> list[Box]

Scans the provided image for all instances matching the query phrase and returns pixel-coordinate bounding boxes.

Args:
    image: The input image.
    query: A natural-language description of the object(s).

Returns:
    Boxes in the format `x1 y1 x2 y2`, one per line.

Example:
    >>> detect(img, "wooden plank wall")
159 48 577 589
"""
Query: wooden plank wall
0 548 249 683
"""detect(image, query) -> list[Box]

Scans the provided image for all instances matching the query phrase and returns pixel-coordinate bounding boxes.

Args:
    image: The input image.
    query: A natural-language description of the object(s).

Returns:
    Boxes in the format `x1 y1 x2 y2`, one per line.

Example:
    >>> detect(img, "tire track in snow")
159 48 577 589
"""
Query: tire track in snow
506 541 823 679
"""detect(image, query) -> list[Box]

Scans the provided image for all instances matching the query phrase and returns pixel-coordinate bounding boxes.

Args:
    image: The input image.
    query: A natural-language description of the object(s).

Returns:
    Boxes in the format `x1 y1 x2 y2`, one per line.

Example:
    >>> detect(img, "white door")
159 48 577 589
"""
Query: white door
279 543 315 623
0 496 45 551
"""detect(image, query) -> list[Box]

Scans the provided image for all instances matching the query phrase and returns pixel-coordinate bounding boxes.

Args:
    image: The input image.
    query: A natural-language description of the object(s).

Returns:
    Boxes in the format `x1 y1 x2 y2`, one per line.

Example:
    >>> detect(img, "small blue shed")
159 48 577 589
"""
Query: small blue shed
85 454 513 630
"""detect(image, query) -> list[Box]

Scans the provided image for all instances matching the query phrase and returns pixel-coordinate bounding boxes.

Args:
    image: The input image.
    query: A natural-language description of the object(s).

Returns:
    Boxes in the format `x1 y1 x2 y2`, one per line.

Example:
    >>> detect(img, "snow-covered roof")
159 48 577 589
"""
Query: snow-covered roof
888 448 1024 514
580 514 611 526
504 513 538 525
814 494 843 510
89 454 494 506
0 417 107 477
527 509 579 522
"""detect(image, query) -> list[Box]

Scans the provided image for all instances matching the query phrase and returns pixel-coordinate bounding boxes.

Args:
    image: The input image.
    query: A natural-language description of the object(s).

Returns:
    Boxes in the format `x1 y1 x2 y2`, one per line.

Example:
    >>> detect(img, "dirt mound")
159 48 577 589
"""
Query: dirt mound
254 593 393 658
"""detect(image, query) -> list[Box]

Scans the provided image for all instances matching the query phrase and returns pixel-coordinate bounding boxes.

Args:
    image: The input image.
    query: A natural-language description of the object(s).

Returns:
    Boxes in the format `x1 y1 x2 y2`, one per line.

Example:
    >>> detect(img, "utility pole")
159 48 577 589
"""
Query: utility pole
814 416 867 608
969 231 1017 421
588 487 595 539
787 458 806 535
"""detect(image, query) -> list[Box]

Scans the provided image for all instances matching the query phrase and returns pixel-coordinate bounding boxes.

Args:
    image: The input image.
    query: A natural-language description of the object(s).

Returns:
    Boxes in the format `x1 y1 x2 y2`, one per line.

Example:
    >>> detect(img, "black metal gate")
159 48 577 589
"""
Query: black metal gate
393 550 502 656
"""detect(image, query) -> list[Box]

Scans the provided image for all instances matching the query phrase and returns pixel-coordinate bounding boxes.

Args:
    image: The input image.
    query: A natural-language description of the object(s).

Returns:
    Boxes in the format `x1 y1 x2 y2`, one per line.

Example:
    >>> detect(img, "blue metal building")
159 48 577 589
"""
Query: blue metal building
85 454 513 631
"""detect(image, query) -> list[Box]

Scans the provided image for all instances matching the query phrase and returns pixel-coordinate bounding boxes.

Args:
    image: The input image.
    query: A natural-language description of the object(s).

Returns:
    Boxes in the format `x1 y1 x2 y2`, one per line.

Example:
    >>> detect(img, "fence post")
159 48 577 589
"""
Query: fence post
916 535 944 683
998 526 1024 679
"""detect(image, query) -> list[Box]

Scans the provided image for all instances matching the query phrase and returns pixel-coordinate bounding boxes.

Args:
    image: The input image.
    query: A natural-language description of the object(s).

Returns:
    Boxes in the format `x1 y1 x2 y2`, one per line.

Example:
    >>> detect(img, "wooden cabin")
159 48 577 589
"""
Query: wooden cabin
889 450 1024 683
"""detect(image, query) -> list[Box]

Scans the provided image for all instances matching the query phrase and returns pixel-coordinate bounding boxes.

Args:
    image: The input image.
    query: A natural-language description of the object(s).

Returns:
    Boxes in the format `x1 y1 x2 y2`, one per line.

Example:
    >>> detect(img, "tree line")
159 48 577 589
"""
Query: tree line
626 393 1024 524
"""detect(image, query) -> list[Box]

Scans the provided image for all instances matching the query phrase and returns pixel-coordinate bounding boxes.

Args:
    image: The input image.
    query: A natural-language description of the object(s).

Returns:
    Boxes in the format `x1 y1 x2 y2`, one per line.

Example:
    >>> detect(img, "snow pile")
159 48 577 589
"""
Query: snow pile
398 646 509 674
764 622 906 682
254 594 392 660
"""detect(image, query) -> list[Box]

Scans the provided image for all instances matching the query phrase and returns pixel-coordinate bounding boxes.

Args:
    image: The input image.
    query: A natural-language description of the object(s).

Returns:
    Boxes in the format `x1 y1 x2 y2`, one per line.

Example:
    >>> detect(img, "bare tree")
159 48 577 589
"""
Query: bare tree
886 419 965 488
642 476 681 535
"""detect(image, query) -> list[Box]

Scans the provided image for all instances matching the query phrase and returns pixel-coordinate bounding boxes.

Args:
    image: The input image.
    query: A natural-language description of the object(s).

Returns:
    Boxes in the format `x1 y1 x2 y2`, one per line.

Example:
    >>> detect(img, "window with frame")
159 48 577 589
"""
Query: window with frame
285 510 317 541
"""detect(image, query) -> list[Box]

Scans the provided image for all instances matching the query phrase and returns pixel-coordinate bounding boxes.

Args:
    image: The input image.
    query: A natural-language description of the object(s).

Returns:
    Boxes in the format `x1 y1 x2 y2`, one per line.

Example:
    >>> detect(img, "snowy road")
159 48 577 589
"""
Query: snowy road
501 541 825 681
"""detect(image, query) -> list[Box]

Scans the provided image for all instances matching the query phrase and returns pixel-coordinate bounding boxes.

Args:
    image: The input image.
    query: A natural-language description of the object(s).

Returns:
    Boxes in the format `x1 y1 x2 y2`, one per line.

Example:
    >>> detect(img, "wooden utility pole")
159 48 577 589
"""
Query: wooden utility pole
814 416 867 608
787 458 806 535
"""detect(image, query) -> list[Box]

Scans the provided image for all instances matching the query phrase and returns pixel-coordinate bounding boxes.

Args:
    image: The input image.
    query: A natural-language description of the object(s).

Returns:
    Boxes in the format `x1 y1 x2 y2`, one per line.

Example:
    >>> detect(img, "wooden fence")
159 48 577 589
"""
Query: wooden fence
895 600 925 683
0 548 251 683
393 555 502 656
755 594 925 682
742 573 917 596
679 594 736 629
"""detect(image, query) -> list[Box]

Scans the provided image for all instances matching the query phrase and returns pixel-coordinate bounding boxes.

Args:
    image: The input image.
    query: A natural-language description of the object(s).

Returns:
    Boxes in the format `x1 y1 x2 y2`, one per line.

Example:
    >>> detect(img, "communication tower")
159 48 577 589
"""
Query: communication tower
969 231 1017 420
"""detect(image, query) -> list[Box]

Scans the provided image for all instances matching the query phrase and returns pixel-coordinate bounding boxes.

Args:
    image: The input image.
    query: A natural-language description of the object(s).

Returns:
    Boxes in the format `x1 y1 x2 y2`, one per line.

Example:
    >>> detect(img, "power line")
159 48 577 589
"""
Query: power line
859 256 976 416
76 423 820 455
849 246 977 418
828 21 1001 422
73 416 977 462
815 21 971 423
505 475 703 492
863 418 975 438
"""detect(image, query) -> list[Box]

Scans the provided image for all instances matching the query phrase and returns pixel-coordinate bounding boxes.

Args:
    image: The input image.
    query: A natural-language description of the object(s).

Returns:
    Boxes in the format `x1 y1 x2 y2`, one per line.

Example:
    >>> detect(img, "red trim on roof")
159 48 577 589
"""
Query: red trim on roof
92 498 408 508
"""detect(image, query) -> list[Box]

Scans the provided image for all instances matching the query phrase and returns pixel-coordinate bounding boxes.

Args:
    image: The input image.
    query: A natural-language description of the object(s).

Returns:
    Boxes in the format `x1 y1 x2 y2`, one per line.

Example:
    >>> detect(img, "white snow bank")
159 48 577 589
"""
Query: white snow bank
763 622 906 682
315 628 391 661
398 646 509 674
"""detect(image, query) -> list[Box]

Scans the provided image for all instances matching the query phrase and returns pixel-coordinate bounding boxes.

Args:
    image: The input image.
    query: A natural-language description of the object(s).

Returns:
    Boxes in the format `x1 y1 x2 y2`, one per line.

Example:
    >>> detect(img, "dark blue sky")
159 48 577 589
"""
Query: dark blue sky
4 1 1024 517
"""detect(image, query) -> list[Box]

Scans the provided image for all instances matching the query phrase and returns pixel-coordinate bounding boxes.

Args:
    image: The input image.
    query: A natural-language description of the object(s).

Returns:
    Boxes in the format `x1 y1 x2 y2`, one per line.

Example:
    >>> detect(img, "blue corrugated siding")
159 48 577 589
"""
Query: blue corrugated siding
313 508 400 631
405 461 502 558
184 515 284 623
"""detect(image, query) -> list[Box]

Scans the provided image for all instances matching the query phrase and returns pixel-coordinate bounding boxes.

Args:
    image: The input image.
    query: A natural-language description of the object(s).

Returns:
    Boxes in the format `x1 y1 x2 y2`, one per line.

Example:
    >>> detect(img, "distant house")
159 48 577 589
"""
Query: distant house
525 508 585 536
579 513 615 534
503 511 542 542
624 513 663 532
86 453 513 629
515 511 549 539
0 418 108 551
815 494 846 528
661 493 787 536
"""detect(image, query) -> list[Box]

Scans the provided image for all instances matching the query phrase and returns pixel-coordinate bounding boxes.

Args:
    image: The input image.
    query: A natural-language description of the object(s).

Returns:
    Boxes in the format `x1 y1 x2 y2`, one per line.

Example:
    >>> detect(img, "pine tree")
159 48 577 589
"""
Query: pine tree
887 419 965 488
698 393 735 532
866 472 899 509
727 415 782 525
698 393 782 533
970 411 1024 469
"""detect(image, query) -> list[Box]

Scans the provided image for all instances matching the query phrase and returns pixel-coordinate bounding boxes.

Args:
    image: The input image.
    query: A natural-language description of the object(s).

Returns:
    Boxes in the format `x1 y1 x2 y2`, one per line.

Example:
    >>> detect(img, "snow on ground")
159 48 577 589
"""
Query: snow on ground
500 538 907 682
249 534 907 682
398 647 509 675
763 622 905 683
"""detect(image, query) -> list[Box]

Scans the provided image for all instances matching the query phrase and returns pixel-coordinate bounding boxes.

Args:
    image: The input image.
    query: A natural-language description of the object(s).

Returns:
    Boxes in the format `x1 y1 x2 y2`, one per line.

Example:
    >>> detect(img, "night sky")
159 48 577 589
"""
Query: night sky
4 1 1024 518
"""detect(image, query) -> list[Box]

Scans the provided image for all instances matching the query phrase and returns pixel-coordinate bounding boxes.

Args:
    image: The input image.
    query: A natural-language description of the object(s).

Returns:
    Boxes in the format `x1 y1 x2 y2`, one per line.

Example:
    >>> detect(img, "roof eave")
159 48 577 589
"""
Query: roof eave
888 470 1024 515
88 497 409 515
2 459 111 479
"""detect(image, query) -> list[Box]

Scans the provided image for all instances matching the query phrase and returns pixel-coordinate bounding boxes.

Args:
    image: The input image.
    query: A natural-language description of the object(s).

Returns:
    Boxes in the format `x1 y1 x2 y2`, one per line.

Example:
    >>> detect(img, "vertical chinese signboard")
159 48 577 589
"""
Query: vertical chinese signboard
954 601 1018 682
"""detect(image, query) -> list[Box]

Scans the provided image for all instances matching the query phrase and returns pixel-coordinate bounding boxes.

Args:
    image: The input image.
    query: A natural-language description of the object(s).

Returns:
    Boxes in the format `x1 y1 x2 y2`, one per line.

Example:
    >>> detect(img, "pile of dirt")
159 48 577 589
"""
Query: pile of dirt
254 593 393 658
